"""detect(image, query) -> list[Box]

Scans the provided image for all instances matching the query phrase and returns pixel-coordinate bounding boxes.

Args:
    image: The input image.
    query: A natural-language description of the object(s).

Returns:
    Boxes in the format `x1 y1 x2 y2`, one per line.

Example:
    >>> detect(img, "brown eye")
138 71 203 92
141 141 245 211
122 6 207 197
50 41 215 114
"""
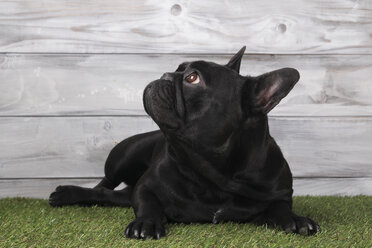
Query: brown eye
185 72 200 84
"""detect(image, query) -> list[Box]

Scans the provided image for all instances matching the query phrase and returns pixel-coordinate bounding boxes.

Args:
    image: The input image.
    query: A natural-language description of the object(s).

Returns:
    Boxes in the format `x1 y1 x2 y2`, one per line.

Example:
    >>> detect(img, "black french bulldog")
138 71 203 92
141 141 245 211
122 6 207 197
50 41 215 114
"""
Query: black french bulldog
49 46 320 239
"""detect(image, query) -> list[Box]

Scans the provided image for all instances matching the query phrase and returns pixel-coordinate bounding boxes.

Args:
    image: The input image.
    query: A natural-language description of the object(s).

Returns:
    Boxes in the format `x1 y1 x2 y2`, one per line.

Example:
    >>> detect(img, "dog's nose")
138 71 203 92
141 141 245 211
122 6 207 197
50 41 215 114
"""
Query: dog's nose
161 72 173 81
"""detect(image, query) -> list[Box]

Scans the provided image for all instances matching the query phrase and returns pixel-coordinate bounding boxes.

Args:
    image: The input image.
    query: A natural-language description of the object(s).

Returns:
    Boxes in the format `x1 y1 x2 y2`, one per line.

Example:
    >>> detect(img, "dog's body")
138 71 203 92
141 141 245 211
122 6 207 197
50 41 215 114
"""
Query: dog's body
49 47 320 239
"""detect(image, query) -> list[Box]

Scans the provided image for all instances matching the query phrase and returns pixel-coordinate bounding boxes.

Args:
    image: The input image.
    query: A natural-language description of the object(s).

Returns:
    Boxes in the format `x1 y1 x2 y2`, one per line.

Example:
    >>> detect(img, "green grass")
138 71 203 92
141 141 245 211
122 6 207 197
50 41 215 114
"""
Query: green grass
0 196 371 248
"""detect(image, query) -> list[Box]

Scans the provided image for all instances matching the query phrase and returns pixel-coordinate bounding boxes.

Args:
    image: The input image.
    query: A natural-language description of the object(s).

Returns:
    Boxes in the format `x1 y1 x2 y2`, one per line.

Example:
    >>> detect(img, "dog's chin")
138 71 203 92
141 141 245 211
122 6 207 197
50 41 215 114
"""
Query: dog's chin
150 111 182 133
148 104 182 131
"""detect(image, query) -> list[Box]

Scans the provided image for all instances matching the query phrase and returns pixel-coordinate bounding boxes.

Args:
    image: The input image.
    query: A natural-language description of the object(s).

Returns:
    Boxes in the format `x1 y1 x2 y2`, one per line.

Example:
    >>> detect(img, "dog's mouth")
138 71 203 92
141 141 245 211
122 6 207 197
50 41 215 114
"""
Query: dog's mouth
143 79 183 131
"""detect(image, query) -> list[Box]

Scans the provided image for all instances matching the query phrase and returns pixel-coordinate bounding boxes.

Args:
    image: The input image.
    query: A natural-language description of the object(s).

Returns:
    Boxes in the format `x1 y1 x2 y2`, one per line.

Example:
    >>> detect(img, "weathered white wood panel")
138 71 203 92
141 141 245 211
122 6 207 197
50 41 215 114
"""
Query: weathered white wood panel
0 116 371 179
1 178 370 199
271 117 372 178
1 54 372 117
0 0 371 54
293 178 372 196
0 117 157 178
0 179 103 199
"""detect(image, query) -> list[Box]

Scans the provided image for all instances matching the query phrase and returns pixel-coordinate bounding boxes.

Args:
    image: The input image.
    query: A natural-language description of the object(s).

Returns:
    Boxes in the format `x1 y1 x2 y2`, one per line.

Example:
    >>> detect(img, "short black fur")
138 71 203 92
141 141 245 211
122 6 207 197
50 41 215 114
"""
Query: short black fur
49 46 320 239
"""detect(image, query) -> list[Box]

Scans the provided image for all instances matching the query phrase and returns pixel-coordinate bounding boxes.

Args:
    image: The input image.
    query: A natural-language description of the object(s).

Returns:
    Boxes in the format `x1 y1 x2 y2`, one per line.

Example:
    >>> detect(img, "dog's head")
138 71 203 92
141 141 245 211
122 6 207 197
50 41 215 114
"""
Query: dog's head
143 46 299 146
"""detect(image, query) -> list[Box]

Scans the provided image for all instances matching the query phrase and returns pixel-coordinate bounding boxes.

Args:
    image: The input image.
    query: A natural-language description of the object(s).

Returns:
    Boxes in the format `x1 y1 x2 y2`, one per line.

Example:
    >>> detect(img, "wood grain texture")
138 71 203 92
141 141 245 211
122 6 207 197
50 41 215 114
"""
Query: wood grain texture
292 178 372 196
0 179 103 199
0 0 371 54
0 117 158 178
0 116 371 179
1 54 372 117
0 178 370 199
271 117 372 178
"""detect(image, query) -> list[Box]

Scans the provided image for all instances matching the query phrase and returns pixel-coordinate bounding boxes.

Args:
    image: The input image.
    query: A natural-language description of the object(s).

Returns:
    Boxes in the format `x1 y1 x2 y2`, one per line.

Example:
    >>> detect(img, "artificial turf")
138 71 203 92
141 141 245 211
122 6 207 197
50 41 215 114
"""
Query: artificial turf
0 196 371 248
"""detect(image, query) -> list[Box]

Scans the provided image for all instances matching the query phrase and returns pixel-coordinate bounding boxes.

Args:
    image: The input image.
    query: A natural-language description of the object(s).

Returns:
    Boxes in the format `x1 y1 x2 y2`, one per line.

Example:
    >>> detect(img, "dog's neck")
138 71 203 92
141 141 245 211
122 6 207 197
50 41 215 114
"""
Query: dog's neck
238 115 270 150
229 115 271 175
164 115 282 200
165 115 270 172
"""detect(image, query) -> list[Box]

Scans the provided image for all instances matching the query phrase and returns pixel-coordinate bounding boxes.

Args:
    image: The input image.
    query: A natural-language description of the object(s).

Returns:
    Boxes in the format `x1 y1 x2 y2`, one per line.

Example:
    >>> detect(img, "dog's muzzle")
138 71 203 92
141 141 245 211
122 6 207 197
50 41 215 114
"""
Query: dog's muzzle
143 79 181 130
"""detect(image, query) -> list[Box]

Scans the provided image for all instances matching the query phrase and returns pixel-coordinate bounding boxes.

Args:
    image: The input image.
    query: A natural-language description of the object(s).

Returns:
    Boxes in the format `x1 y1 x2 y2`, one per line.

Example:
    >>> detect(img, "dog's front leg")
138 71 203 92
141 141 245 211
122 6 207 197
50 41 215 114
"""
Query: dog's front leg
124 184 167 239
253 200 321 235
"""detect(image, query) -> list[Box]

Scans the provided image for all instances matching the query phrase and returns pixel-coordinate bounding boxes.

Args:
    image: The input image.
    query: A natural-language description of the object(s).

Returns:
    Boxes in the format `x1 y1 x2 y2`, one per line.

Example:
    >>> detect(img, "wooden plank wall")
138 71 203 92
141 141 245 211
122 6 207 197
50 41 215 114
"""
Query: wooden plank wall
0 0 371 198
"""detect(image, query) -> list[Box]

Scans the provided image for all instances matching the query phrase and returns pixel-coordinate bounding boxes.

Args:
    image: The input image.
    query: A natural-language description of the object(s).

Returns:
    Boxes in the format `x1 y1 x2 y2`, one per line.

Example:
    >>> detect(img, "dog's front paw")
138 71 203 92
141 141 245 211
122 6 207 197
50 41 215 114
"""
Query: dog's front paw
124 217 167 240
49 185 83 207
278 215 321 236
254 213 320 236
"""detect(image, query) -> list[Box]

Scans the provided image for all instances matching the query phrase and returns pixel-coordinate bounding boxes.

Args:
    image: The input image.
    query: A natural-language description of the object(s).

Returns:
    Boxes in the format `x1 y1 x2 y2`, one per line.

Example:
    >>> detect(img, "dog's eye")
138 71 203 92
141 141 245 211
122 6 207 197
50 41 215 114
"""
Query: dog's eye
185 72 200 84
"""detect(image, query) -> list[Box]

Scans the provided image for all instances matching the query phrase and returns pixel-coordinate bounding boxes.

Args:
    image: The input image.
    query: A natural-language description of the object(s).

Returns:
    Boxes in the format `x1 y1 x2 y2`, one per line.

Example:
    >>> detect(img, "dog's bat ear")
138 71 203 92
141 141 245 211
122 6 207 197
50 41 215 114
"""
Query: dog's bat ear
226 46 246 73
249 68 300 114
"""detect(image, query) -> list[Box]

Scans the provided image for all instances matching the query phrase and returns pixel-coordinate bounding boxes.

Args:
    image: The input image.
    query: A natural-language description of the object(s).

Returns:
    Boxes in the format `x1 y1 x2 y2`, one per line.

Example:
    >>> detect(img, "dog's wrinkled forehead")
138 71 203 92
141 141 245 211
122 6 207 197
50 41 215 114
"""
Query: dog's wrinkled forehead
175 62 188 72
175 60 229 85
176 61 209 72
